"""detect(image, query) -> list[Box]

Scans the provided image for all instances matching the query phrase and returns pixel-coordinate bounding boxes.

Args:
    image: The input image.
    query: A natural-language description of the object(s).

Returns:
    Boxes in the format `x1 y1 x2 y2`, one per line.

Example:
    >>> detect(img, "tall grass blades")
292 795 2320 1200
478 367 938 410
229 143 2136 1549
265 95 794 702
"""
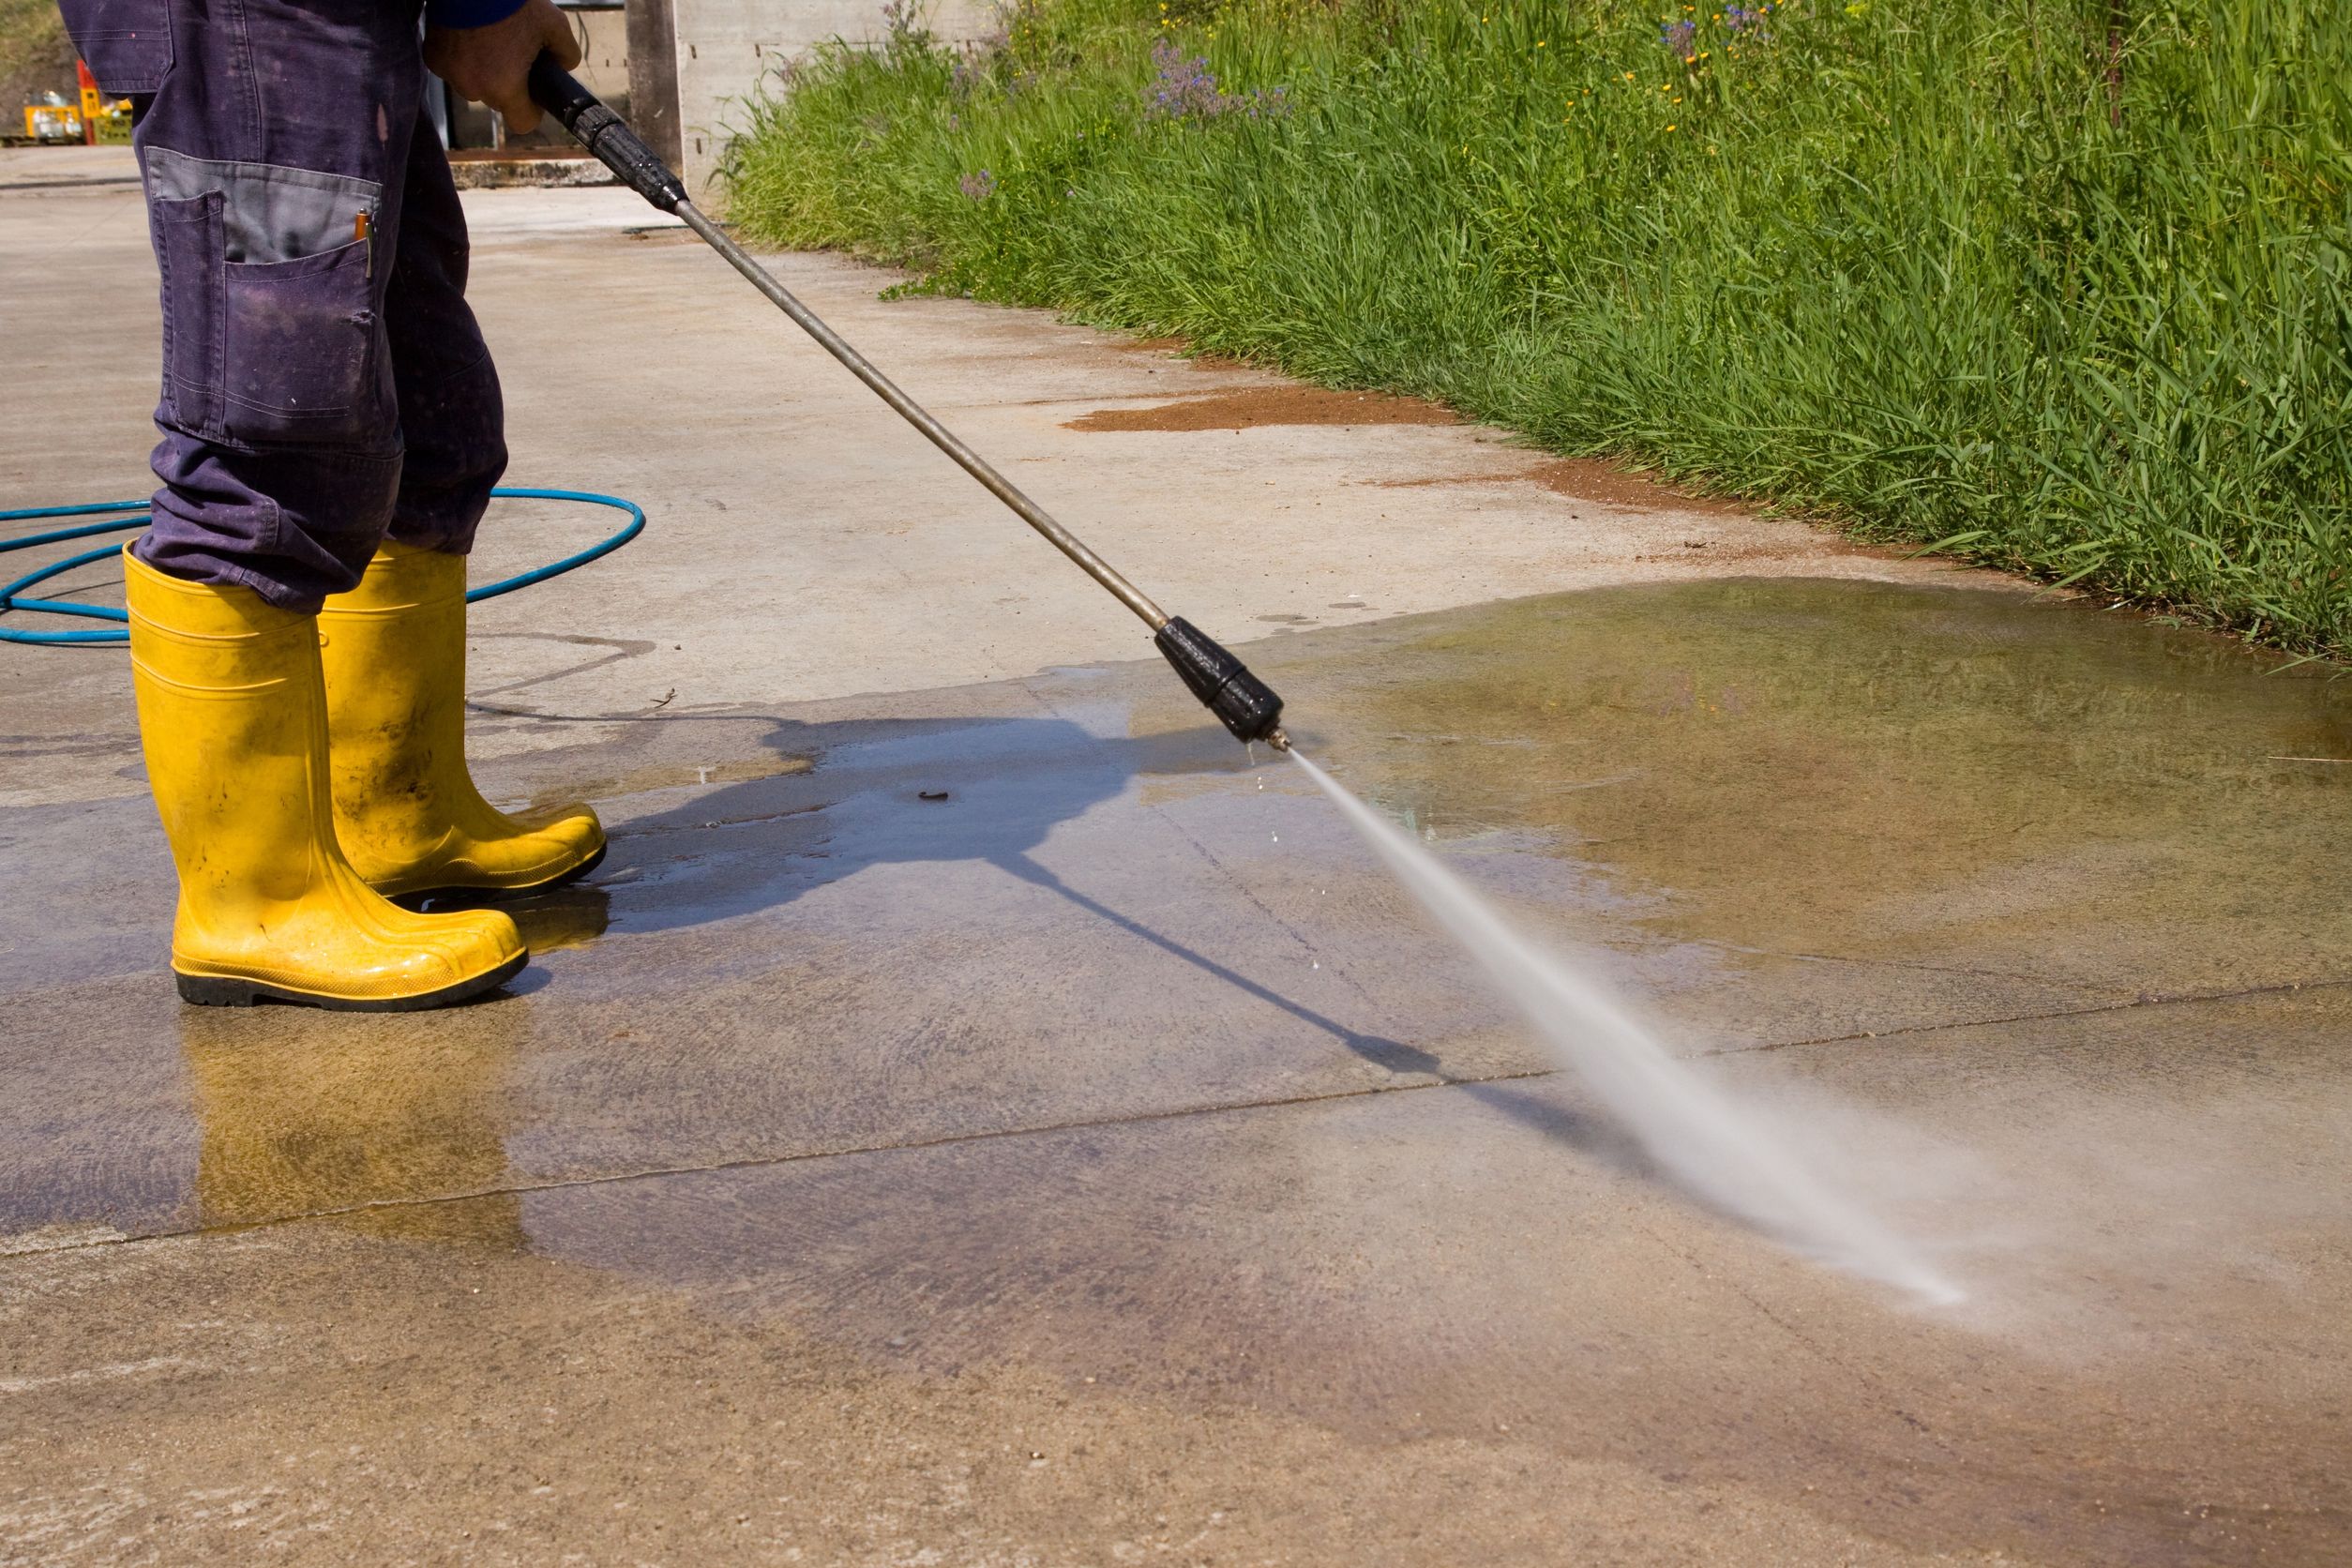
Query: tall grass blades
728 0 2352 657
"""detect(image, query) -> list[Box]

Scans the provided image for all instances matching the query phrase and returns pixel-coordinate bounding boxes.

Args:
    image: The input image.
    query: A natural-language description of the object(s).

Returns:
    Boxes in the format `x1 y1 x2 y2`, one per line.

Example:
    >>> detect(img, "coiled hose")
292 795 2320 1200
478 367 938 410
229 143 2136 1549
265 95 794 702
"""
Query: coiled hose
0 487 645 646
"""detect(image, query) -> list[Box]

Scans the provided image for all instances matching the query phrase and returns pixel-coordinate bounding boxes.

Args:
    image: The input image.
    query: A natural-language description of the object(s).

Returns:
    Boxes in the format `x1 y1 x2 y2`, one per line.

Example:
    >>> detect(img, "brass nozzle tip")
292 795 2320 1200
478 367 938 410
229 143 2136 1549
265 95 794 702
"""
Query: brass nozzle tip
1266 727 1291 752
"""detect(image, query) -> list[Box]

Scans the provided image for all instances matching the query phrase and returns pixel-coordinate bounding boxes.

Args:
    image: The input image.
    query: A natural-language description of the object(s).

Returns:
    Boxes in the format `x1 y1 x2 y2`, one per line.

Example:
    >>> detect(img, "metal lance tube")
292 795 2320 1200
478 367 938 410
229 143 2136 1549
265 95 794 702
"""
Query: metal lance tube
525 54 1287 748
669 204 1169 630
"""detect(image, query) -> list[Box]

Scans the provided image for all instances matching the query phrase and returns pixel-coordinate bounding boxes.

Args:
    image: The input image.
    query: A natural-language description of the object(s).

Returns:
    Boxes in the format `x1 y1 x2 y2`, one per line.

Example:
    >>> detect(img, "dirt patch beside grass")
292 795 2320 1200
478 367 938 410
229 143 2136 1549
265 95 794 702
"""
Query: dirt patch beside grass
1066 384 1457 432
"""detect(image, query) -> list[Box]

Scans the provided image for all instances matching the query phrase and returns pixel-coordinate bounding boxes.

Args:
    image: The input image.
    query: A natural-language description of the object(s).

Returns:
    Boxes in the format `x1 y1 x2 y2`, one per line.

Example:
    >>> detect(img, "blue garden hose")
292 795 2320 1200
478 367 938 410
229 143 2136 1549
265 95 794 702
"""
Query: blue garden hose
0 487 644 646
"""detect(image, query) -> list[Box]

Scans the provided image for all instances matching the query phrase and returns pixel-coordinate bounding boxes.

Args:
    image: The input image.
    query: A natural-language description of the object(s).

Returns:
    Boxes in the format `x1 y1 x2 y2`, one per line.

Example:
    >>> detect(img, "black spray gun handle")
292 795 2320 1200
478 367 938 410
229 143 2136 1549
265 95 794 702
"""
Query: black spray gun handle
527 53 690 214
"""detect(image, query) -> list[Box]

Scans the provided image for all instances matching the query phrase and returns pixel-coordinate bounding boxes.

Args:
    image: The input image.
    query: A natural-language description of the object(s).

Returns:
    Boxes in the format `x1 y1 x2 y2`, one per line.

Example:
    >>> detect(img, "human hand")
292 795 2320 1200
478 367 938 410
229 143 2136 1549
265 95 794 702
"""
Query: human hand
424 0 583 137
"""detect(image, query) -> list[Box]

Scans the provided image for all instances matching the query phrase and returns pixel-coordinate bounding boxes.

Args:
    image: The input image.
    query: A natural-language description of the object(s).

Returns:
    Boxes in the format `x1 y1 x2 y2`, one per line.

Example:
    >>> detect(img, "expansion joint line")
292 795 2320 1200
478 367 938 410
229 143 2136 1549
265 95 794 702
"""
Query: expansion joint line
15 982 2342 1263
1697 973 2352 1058
3 1068 1560 1262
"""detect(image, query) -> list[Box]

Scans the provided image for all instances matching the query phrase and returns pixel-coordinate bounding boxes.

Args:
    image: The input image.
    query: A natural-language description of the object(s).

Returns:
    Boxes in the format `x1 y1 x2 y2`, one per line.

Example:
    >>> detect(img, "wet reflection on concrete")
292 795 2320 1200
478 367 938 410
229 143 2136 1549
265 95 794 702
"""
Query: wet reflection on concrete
183 1004 525 1247
417 882 612 957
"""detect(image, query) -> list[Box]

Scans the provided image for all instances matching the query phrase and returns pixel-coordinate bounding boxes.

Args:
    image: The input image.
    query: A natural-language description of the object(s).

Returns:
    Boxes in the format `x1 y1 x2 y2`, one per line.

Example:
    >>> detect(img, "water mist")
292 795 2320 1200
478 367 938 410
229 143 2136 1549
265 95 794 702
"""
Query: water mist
1289 750 1962 1305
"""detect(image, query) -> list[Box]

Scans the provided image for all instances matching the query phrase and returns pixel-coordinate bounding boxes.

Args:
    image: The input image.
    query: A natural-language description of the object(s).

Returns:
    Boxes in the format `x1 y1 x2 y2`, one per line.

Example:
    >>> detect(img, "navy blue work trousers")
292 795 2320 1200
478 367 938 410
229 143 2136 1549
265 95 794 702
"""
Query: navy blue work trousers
62 0 505 611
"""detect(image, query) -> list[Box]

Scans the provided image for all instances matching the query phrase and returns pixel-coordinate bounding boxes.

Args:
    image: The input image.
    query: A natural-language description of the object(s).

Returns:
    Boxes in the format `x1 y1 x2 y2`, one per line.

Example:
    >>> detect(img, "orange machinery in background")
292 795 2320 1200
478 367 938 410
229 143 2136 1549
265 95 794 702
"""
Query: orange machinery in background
23 61 130 144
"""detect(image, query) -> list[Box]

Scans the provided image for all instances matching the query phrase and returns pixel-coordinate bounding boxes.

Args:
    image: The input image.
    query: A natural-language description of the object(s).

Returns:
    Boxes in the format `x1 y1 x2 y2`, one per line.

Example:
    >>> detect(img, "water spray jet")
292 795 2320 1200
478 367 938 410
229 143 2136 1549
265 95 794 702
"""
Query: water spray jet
1289 749 1963 1305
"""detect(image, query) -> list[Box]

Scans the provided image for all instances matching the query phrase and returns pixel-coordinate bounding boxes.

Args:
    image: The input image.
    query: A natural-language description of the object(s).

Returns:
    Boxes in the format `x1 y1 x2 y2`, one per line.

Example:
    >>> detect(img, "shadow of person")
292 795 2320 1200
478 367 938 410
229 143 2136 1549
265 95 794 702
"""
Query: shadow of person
993 849 1654 1176
596 712 1245 936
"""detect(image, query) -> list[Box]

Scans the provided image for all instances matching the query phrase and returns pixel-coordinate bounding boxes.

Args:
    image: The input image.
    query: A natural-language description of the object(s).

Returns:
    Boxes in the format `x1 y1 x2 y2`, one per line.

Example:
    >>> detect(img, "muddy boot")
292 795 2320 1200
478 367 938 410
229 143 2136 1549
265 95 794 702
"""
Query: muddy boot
124 549 527 1010
319 541 604 898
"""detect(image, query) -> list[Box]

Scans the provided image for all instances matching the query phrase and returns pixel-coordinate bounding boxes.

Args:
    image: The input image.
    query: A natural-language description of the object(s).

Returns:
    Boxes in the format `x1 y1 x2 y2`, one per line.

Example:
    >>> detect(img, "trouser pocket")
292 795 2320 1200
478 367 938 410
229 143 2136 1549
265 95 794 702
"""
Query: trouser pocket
141 145 391 449
220 239 385 446
153 190 223 433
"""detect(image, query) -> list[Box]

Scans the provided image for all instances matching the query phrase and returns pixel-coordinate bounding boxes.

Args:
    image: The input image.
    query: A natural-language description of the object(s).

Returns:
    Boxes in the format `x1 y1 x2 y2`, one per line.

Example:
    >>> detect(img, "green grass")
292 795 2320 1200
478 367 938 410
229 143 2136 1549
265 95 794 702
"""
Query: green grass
727 0 2352 658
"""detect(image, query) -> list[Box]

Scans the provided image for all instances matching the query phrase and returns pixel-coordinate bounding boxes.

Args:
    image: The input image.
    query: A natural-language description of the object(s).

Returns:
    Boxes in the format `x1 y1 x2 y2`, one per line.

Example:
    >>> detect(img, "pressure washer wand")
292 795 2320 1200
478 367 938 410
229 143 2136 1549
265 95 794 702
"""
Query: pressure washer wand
525 56 1288 749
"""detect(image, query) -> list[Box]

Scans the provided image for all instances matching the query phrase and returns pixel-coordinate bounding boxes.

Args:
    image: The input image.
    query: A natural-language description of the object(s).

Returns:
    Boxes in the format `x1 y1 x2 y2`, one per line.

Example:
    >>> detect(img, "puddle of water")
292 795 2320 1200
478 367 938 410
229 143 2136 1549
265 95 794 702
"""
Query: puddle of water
1239 579 2352 990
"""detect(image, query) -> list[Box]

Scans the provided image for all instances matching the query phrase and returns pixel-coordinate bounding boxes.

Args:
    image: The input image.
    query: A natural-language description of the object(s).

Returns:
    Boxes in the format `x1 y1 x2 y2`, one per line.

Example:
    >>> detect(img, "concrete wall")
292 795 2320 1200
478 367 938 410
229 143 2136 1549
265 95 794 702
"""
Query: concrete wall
633 0 999 202
572 9 635 108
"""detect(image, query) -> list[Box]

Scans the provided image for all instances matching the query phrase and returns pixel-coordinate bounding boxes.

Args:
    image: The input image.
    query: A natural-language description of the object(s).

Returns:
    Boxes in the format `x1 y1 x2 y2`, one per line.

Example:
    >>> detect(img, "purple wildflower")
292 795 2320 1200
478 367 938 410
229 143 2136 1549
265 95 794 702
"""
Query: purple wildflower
1146 39 1227 119
1661 2 1775 61
1143 38 1289 122
959 168 997 200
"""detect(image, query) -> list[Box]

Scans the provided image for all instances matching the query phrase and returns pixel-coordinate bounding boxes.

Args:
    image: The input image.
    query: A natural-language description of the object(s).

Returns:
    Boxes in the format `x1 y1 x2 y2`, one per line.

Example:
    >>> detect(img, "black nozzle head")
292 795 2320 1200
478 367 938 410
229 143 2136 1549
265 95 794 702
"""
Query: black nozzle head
1154 616 1286 746
528 52 689 213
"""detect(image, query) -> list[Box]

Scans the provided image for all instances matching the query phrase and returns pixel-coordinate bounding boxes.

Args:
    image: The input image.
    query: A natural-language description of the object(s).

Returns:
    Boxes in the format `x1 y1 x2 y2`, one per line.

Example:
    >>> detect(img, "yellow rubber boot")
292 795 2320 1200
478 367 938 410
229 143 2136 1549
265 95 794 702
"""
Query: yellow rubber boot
124 550 528 1010
319 541 605 898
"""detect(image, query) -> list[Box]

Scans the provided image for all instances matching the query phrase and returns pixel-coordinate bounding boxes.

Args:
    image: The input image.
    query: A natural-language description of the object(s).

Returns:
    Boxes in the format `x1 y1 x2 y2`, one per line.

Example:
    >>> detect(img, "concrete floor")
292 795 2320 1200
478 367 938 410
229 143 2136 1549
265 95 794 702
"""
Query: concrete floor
4 156 2349 1566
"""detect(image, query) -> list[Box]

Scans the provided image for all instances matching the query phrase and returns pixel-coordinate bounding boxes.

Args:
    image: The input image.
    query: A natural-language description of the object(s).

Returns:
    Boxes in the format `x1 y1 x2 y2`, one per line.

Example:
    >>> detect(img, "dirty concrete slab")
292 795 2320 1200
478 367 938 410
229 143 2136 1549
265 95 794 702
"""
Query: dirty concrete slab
5 173 2350 1566
0 1224 1998 1568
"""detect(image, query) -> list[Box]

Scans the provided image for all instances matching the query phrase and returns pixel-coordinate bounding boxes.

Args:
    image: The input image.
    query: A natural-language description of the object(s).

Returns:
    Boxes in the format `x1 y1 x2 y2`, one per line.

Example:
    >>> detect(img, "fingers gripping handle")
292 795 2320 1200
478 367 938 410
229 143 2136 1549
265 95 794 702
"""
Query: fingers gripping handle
527 53 689 213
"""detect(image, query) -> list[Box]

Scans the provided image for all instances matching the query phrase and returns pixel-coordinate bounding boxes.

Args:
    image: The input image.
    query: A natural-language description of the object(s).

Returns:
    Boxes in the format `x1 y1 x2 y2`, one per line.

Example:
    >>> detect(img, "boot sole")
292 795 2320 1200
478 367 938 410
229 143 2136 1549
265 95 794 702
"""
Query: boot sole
381 841 608 903
173 949 530 1012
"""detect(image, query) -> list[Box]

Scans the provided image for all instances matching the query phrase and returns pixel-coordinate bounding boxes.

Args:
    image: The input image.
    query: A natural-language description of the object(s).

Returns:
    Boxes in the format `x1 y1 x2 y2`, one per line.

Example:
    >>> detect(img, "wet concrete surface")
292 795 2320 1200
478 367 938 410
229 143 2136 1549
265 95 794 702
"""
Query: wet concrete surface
1251 579 2352 1000
5 569 2348 1564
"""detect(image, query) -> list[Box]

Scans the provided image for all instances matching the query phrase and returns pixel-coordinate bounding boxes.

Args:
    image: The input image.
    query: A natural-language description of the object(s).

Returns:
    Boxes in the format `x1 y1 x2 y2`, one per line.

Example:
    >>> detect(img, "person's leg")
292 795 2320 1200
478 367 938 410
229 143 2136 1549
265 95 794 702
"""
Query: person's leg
318 114 605 897
382 106 505 555
78 0 437 608
60 0 529 1006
